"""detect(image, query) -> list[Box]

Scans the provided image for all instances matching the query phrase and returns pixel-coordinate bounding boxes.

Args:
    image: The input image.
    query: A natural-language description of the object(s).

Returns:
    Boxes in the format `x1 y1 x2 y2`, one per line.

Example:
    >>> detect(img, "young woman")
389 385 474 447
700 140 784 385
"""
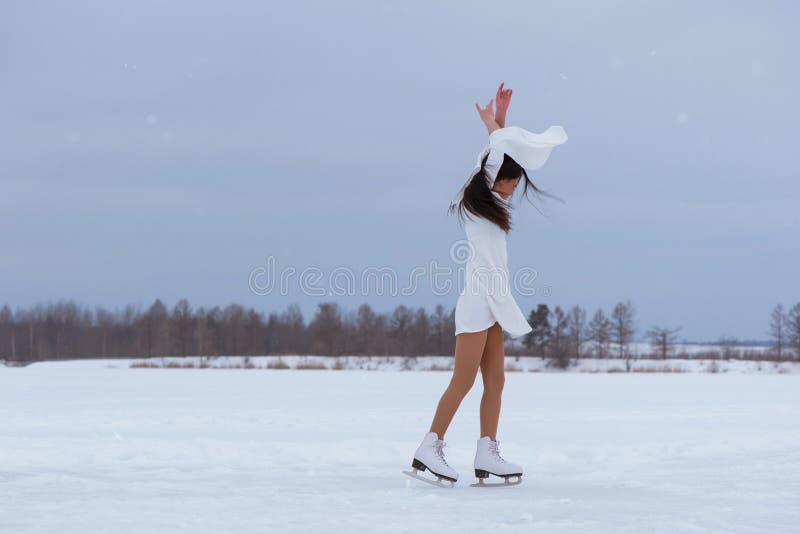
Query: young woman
408 82 568 485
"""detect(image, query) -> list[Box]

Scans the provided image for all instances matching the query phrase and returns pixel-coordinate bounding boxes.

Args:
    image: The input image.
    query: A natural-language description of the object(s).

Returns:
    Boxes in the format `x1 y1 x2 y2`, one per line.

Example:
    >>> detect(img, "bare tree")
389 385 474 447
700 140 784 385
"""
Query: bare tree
428 305 455 356
205 306 224 356
409 307 431 356
787 303 800 360
389 305 414 355
139 300 169 358
171 299 194 357
223 304 246 356
20 309 35 361
768 304 788 359
246 308 267 355
645 325 681 359
309 302 344 356
266 304 307 355
547 306 571 369
354 303 377 354
587 308 611 358
610 300 636 371
195 306 208 356
430 304 448 356
566 305 587 358
0 305 15 361
96 308 115 356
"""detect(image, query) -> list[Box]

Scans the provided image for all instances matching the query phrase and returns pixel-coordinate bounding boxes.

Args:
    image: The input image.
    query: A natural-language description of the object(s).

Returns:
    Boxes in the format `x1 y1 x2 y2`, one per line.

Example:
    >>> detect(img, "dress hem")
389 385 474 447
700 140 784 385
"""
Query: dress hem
455 321 532 339
454 318 498 337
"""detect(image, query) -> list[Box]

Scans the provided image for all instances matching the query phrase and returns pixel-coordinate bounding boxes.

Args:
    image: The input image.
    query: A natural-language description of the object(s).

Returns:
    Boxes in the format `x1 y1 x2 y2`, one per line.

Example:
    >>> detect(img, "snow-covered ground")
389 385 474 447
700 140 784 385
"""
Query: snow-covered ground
1 359 798 533
126 354 800 374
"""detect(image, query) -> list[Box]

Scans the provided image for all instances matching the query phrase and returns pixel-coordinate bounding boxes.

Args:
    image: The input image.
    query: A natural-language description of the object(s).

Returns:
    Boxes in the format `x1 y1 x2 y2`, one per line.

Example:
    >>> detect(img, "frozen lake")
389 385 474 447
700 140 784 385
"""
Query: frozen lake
1 360 799 533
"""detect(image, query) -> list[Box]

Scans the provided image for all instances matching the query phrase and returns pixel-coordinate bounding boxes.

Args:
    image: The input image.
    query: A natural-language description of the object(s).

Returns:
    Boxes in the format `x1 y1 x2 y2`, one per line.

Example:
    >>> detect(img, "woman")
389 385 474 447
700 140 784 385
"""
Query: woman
408 82 568 485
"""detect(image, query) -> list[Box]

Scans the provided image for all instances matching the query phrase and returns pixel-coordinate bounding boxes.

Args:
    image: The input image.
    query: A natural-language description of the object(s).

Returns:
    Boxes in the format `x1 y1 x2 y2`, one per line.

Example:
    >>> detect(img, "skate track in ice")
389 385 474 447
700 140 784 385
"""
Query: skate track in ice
1 359 798 533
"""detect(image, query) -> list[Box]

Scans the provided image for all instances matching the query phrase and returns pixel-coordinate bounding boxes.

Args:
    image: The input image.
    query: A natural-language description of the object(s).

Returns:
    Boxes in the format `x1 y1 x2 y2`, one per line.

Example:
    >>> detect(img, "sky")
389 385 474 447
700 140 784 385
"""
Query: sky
1 0 798 342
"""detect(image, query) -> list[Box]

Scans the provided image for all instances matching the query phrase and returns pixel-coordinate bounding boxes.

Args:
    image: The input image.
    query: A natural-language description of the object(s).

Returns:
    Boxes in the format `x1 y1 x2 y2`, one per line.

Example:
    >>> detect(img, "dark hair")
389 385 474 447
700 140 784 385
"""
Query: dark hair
450 152 554 232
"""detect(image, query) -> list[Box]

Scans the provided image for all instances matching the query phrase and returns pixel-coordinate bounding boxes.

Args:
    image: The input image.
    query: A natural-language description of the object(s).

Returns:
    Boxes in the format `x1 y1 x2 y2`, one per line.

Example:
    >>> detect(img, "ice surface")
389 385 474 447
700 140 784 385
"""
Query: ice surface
1 360 798 533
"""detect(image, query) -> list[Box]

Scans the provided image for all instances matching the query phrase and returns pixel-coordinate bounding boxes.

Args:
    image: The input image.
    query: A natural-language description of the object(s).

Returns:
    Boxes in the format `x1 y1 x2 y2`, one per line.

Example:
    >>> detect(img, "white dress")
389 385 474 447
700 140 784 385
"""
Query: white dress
454 191 532 339
450 124 567 339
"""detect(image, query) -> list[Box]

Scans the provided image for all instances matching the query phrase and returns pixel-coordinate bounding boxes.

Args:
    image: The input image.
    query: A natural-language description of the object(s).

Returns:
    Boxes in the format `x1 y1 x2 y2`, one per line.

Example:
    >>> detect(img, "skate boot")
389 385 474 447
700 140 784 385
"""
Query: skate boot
472 436 523 486
407 431 459 485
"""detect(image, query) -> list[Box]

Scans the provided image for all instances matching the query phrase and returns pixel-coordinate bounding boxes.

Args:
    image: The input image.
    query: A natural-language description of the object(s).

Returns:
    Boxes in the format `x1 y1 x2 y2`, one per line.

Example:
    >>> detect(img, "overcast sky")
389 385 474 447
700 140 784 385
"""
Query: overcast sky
1 0 797 341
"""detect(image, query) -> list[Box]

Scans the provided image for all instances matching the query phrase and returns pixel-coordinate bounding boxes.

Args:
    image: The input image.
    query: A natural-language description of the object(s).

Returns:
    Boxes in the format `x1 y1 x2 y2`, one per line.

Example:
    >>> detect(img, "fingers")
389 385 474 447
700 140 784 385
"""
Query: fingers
495 82 513 100
475 99 496 115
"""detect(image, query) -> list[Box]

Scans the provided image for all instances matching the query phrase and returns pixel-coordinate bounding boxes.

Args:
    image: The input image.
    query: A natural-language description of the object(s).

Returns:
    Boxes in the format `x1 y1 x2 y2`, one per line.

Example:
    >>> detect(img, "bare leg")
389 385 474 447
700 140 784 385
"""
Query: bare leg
479 322 505 441
428 329 488 439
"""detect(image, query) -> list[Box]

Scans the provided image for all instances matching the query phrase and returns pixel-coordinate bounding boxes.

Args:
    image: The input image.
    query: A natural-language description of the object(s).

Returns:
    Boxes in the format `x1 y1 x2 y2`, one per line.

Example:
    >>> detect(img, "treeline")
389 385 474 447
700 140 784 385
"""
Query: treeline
523 301 800 368
525 300 673 370
0 299 798 364
0 300 456 362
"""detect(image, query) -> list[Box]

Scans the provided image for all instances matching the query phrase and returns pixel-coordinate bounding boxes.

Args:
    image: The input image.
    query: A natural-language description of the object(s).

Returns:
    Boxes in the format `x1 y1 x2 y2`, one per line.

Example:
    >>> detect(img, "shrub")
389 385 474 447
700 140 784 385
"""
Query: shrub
130 360 159 368
267 358 290 370
295 361 327 370
632 365 687 373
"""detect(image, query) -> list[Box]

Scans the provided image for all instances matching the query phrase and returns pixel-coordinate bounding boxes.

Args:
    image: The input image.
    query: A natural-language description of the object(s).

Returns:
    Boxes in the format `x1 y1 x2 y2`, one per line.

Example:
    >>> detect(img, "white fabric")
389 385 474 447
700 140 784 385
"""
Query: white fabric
452 124 568 338
454 192 532 338
449 125 568 211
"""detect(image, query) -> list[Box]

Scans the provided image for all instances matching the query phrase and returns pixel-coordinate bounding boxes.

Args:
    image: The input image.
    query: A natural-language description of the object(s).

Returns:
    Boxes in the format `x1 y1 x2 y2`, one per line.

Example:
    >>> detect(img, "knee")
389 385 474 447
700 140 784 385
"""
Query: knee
449 373 478 397
483 373 505 395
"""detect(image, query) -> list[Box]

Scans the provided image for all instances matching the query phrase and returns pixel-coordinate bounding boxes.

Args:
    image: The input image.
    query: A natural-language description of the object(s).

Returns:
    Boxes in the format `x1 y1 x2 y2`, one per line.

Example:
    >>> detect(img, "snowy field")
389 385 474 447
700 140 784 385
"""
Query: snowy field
124 354 800 374
1 360 799 533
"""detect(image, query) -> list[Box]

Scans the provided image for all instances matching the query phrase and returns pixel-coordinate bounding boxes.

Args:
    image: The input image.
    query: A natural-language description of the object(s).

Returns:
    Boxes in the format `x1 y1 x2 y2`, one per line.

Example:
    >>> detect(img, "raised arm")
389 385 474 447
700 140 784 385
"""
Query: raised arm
475 83 513 135
494 82 512 129
475 98 501 135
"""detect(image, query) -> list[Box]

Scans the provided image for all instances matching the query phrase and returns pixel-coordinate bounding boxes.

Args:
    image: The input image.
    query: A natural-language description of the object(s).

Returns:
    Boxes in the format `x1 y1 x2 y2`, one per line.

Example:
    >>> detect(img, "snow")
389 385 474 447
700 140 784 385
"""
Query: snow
126 354 800 374
1 359 799 533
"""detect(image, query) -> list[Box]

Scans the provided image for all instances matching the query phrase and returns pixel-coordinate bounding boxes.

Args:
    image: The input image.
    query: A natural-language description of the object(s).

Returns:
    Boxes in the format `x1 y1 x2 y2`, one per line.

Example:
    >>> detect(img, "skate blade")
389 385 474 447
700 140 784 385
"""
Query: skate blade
402 469 456 488
469 475 522 488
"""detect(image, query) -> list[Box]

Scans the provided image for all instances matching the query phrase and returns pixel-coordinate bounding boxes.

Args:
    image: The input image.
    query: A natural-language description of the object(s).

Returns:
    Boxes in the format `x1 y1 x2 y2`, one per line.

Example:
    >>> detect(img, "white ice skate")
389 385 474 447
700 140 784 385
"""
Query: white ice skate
402 431 458 488
470 436 523 487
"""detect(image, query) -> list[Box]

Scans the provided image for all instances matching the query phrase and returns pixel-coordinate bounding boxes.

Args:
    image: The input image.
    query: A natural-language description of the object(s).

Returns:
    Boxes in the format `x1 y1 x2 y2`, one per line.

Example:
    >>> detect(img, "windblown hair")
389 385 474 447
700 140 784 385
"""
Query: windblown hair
450 152 551 232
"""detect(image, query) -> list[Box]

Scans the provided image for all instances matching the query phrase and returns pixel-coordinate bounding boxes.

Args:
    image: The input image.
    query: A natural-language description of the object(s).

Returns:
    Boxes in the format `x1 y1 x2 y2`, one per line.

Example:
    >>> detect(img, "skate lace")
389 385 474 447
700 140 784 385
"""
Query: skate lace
434 440 451 467
489 440 506 463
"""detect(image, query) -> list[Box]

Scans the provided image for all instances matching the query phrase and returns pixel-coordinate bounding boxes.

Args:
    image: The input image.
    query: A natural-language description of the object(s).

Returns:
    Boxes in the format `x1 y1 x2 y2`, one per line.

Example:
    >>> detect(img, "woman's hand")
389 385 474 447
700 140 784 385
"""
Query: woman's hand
474 98 500 134
494 82 512 128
